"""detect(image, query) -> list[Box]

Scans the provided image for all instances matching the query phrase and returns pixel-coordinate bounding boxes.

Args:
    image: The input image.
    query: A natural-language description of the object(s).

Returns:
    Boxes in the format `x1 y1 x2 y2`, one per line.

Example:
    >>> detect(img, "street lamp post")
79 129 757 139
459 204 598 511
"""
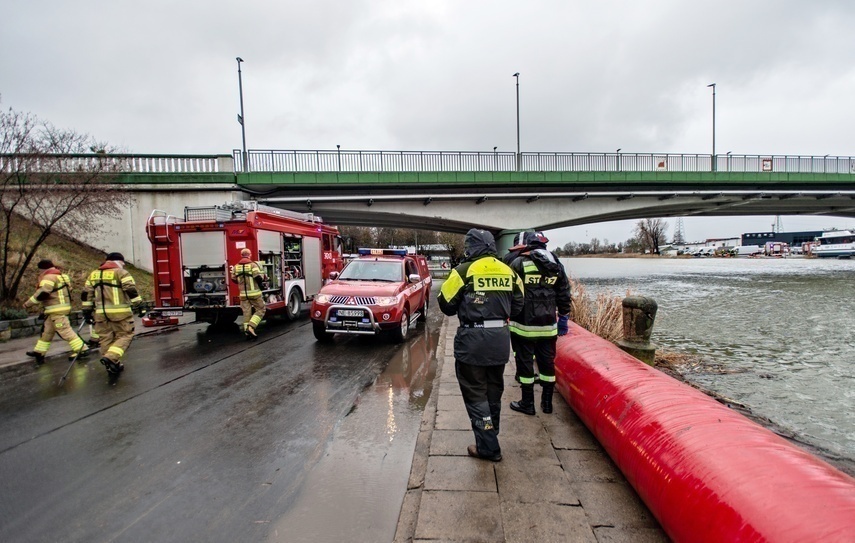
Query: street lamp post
616 148 621 172
513 72 520 171
337 144 341 171
707 83 716 171
493 146 498 170
726 151 732 172
236 57 248 172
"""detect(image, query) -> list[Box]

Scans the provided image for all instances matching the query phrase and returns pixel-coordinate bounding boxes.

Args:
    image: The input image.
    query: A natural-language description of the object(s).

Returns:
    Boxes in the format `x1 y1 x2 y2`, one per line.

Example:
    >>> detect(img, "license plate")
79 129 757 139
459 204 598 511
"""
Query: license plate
337 309 364 317
159 310 183 317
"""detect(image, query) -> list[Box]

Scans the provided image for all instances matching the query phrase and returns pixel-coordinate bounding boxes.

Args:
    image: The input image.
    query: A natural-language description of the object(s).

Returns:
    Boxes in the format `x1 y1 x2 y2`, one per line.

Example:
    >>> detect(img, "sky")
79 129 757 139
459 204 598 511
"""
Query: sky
2 0 854 246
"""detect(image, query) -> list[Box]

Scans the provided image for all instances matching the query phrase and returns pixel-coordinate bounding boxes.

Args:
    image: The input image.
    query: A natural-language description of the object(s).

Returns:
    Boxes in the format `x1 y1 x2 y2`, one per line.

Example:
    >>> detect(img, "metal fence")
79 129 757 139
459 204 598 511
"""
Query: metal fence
5 151 853 175
234 149 855 174
1 154 232 174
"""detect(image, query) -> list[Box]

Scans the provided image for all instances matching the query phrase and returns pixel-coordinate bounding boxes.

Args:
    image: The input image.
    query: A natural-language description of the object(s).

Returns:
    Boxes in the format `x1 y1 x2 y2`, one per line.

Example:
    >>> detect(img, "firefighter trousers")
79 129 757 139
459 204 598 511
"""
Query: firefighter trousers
455 360 504 458
241 296 266 332
511 334 556 384
33 314 87 355
94 315 135 363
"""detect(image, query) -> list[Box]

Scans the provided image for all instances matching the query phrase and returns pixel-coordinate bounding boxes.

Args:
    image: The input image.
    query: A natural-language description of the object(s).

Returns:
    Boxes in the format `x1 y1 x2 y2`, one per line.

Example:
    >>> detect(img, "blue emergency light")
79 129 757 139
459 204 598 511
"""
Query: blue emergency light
357 248 408 256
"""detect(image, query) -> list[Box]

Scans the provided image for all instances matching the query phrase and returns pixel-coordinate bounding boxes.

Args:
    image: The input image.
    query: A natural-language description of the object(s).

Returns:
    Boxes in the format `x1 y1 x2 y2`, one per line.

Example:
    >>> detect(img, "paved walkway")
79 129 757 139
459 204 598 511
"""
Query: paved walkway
395 318 669 543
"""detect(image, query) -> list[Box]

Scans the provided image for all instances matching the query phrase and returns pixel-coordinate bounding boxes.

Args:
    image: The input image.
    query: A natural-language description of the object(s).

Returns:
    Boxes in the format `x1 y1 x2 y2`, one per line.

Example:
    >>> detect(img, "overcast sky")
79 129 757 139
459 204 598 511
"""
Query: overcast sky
3 0 854 245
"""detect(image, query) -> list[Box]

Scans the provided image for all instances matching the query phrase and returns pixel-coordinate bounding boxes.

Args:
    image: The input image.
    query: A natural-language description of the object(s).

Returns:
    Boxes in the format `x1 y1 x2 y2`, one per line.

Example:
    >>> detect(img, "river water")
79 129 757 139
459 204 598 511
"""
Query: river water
562 256 855 465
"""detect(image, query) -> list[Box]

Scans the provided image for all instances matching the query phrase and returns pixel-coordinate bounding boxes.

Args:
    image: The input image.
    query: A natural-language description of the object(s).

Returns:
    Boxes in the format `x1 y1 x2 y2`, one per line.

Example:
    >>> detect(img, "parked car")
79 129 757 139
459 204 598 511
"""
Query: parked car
310 248 432 343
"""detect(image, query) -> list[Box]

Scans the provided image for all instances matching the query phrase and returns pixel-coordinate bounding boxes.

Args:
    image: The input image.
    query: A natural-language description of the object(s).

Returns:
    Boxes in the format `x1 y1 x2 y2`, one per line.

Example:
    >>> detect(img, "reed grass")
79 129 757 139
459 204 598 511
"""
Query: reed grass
568 277 628 342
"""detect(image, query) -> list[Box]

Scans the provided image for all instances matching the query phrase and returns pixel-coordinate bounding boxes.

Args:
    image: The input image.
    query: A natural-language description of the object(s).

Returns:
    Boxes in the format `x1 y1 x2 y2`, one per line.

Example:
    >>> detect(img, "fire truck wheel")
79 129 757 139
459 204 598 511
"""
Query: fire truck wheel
285 289 302 321
389 309 409 344
417 295 429 322
313 321 333 343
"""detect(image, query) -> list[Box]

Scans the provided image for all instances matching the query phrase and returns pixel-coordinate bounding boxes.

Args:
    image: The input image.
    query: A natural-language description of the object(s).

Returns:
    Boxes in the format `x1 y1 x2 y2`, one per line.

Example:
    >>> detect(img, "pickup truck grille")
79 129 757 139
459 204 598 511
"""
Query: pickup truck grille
328 295 377 305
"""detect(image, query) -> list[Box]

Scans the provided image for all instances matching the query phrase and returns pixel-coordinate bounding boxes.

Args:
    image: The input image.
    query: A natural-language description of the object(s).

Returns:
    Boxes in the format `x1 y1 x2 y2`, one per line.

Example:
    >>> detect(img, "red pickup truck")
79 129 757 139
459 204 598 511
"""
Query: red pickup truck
310 248 432 343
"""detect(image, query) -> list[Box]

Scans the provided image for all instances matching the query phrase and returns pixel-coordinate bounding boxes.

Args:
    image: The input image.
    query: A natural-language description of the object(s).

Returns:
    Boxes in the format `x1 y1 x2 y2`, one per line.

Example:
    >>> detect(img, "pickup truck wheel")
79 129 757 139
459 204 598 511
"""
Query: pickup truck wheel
312 321 333 343
284 289 302 321
390 309 409 343
417 295 429 322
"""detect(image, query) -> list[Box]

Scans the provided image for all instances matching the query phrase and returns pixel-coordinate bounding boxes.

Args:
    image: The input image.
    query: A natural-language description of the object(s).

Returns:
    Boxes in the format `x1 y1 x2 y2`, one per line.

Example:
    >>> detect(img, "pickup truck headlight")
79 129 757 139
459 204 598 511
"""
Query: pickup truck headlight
374 296 398 306
315 294 331 304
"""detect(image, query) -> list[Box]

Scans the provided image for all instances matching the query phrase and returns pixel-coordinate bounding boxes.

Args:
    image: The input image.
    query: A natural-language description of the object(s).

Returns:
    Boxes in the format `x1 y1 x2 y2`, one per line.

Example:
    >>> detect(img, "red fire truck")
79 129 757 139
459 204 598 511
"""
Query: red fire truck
145 201 343 326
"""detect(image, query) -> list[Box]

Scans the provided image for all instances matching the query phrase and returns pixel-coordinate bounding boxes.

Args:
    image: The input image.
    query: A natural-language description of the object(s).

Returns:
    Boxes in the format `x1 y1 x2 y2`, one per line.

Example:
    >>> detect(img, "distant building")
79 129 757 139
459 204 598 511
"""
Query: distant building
741 231 823 247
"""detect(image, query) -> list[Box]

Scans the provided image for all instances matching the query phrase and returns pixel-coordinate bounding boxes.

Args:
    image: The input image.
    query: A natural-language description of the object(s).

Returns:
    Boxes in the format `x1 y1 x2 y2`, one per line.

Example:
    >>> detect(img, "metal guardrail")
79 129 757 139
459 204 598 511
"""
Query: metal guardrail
5 151 854 175
233 149 855 174
1 153 233 173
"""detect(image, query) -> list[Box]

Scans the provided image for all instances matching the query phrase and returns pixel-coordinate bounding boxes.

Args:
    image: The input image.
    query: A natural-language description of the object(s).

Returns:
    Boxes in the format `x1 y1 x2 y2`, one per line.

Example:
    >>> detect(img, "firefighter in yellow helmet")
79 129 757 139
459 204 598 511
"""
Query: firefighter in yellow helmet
81 252 144 376
231 247 267 339
24 259 90 365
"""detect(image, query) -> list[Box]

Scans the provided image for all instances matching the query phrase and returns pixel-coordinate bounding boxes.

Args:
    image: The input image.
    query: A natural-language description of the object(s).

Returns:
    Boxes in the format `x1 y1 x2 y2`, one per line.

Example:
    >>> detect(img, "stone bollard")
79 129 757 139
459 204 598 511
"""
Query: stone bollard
616 296 658 365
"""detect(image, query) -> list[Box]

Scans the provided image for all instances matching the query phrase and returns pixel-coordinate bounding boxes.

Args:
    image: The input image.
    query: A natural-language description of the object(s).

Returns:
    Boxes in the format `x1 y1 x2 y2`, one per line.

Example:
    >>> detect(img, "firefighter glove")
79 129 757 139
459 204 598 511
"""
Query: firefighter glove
557 315 569 336
135 304 148 318
82 309 95 324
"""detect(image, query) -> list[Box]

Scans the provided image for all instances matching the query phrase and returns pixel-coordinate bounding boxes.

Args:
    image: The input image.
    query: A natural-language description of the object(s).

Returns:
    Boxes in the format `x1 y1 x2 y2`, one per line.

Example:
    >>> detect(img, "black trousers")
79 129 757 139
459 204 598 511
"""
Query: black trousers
511 334 556 383
455 360 505 457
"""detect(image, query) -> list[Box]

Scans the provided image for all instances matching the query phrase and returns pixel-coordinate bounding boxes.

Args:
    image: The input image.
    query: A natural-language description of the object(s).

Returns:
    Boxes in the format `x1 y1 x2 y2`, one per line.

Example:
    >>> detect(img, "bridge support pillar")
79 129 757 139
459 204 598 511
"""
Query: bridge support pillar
496 230 524 258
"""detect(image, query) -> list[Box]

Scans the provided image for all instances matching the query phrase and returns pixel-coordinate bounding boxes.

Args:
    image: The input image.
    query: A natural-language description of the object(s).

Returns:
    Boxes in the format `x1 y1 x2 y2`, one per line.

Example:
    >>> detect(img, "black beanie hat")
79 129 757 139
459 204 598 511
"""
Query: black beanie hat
37 259 54 270
106 252 125 261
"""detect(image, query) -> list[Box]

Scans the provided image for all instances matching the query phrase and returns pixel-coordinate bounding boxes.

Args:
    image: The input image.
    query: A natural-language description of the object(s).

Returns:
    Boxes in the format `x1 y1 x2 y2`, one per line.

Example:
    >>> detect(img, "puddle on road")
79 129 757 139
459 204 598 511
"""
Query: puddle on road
268 323 440 543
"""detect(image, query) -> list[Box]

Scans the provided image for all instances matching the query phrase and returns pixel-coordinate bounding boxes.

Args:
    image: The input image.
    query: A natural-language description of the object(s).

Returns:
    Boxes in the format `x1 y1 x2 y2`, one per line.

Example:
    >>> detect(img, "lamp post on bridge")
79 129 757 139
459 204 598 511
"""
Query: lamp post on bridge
493 146 498 170
513 72 520 171
616 148 621 172
707 83 716 171
236 57 248 172
337 144 341 171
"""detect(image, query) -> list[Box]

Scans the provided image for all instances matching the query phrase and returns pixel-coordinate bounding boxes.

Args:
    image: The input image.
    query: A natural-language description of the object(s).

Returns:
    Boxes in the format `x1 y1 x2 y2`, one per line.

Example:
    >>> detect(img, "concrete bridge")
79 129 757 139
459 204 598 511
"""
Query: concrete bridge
10 150 855 270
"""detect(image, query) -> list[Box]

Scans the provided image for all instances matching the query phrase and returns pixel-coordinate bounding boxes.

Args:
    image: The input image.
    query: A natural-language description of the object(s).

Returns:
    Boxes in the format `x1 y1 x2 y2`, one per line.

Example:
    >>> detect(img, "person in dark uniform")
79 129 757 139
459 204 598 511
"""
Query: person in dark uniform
438 229 524 462
506 231 572 415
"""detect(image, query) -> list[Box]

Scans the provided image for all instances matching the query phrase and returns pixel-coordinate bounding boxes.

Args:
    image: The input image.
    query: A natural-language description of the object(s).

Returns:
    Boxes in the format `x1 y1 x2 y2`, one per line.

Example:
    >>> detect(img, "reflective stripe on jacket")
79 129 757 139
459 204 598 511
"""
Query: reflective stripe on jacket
508 248 572 338
26 268 71 315
438 255 525 366
82 264 142 319
231 259 264 299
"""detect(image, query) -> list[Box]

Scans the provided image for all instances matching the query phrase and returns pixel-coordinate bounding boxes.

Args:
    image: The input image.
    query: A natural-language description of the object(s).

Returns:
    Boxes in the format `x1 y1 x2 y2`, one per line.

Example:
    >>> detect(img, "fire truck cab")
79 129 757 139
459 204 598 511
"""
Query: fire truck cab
146 201 343 326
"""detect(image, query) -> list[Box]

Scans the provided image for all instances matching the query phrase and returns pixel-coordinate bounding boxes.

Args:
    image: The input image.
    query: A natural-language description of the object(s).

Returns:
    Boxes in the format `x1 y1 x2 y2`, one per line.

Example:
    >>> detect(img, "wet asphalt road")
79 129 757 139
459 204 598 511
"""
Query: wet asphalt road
0 292 443 543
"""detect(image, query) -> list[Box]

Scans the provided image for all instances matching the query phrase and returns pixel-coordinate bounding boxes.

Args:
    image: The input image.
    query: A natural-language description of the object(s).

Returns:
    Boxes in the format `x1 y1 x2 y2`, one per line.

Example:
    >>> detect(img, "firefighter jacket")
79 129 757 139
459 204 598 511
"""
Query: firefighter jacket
508 244 571 338
82 261 142 320
231 258 265 300
24 267 72 316
438 229 525 366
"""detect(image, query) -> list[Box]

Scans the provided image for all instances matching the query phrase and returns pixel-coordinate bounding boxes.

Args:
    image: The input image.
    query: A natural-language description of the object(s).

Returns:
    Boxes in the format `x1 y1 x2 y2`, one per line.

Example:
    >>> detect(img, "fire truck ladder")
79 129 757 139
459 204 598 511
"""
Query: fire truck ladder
146 210 178 298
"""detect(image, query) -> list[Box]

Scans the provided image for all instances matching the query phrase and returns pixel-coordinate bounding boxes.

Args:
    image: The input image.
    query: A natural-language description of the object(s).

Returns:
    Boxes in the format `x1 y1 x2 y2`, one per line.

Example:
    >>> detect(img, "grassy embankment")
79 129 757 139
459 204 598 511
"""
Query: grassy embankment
1 214 153 313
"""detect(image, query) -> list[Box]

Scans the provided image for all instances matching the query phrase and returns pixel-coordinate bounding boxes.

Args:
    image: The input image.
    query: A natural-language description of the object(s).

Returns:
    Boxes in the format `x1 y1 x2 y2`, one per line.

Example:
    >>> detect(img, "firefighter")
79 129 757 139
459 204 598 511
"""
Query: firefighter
24 259 89 365
507 231 572 415
231 248 267 339
81 252 144 376
438 229 524 462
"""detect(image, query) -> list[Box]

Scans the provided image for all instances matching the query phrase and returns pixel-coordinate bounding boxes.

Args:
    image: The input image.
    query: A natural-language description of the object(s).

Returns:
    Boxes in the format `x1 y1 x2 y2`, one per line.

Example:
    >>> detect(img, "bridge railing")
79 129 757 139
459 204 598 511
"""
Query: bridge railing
234 149 855 174
1 154 233 174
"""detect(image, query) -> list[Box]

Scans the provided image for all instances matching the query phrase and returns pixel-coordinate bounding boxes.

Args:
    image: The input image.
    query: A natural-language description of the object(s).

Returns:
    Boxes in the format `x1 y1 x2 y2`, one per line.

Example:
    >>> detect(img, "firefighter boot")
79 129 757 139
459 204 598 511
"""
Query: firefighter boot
541 382 555 414
100 357 124 375
510 385 536 416
27 351 46 365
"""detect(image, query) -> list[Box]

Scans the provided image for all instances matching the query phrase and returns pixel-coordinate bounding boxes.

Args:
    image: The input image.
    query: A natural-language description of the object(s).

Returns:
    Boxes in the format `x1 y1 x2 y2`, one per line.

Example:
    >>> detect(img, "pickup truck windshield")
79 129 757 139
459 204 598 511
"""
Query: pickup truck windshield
339 260 403 282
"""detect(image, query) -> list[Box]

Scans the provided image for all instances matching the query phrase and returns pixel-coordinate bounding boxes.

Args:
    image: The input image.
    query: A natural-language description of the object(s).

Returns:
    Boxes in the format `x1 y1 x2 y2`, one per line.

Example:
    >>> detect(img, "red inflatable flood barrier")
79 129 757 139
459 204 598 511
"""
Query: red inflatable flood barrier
554 322 855 543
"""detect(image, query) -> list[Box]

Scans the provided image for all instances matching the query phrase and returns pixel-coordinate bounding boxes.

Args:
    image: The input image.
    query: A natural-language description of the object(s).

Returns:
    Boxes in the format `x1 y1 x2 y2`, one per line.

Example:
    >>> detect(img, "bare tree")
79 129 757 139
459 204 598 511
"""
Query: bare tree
633 218 669 255
0 103 131 304
437 231 465 266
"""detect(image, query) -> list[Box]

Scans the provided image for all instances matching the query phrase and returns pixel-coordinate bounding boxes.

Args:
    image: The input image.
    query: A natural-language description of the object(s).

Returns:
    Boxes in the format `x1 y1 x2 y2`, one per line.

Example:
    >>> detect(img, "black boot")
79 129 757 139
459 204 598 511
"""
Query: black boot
541 383 554 414
510 385 536 416
100 357 124 375
27 351 46 365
